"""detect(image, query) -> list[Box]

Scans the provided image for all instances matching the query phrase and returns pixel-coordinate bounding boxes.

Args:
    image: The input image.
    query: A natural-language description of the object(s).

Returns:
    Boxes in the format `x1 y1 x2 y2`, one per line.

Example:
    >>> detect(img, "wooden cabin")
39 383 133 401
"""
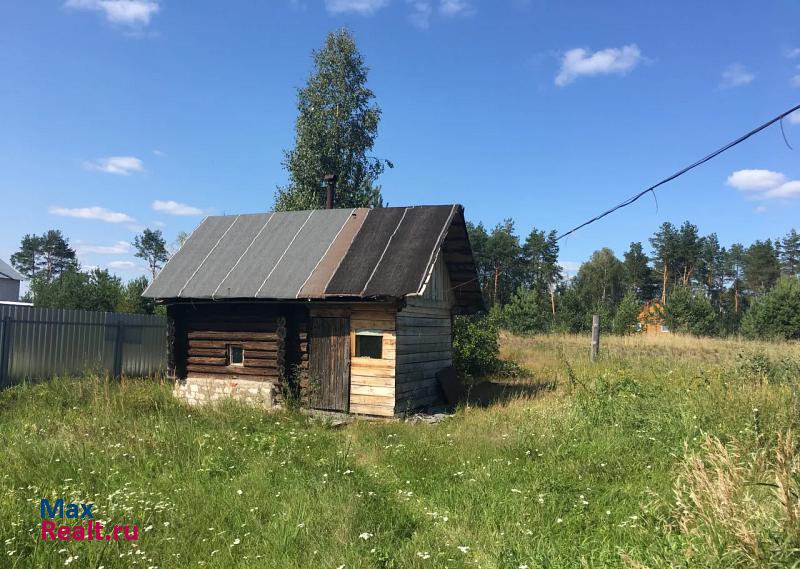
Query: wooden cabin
638 300 670 335
143 205 483 417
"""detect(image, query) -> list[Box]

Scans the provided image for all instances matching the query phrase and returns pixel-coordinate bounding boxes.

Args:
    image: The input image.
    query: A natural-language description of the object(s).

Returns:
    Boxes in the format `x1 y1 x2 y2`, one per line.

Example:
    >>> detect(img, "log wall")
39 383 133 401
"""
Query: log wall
171 303 286 388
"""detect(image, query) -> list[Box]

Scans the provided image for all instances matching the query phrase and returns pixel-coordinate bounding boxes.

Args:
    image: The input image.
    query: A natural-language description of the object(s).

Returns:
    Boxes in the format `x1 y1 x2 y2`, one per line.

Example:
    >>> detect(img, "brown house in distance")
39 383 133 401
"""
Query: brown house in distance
638 300 670 335
143 205 482 417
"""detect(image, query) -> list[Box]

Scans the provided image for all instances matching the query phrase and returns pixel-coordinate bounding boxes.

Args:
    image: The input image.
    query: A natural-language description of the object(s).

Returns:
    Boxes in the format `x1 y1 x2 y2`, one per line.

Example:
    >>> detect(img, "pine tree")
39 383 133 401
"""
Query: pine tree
744 239 780 295
484 220 521 307
697 233 725 305
134 229 169 280
724 243 746 314
11 230 76 281
779 229 800 278
675 221 702 286
521 228 560 316
613 290 641 335
10 234 43 280
275 29 388 211
622 241 653 301
649 222 678 303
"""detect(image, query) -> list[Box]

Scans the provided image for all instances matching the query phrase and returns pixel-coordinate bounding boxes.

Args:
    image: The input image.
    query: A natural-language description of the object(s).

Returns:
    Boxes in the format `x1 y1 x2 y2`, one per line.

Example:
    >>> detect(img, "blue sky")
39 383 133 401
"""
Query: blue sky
1 0 799 280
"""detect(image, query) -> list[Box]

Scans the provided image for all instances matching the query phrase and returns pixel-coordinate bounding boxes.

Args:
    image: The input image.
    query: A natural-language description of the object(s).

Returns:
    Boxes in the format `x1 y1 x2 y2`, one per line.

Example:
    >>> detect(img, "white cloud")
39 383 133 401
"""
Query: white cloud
754 205 768 214
727 169 800 201
83 156 144 176
720 63 754 88
765 180 800 199
726 169 787 191
555 44 644 87
76 241 132 255
789 110 800 125
324 0 388 14
49 206 135 223
793 74 800 87
108 260 137 269
64 0 160 26
439 0 474 17
152 149 167 157
406 0 471 27
786 47 800 59
152 200 204 216
408 1 432 27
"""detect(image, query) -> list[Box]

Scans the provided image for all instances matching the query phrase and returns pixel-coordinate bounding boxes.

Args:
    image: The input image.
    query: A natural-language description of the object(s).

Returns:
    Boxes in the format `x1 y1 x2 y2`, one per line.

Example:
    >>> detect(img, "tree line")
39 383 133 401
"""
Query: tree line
468 220 800 339
9 228 172 314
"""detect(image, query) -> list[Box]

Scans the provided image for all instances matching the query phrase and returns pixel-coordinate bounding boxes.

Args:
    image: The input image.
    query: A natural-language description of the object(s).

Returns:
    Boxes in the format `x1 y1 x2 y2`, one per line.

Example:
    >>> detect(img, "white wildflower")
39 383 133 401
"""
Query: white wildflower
358 532 373 540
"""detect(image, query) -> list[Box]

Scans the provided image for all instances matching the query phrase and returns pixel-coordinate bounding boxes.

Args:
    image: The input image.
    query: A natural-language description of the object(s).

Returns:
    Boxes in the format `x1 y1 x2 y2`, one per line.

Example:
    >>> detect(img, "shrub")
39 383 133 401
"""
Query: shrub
452 314 501 377
664 284 716 336
500 287 552 334
734 350 800 386
741 276 800 340
613 291 640 335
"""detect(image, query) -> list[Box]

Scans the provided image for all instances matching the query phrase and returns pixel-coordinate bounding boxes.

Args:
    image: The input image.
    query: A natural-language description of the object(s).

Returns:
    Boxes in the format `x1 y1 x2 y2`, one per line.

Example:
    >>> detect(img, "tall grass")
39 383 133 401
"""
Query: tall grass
1 333 798 568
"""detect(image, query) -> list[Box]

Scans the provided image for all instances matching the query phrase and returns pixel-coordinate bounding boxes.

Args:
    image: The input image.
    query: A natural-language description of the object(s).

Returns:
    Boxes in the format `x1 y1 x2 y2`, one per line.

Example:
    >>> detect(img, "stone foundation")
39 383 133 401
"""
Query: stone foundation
174 376 280 409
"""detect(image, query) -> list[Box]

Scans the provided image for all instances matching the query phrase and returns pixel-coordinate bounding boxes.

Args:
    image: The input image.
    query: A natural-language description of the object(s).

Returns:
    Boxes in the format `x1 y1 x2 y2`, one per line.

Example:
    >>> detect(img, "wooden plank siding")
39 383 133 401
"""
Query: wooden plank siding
394 254 454 414
349 305 397 417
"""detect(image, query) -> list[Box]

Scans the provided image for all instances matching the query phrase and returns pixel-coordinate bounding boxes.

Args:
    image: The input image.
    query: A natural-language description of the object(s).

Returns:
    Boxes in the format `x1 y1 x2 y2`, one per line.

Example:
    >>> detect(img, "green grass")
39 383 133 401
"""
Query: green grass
1 334 798 568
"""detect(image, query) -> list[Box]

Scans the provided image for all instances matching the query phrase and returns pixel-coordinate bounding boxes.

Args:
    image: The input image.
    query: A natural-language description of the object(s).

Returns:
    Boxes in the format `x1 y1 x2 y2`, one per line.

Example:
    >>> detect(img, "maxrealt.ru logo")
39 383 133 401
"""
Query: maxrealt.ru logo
40 499 138 541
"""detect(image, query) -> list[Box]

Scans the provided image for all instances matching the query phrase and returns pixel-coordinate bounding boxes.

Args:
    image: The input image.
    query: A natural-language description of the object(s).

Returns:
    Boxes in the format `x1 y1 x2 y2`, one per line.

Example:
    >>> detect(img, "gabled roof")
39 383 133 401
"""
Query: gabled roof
144 205 483 312
0 259 23 281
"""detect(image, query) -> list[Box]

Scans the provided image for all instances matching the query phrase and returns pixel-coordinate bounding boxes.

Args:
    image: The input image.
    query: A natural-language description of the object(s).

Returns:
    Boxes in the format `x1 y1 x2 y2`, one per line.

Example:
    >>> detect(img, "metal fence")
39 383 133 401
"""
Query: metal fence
0 305 167 387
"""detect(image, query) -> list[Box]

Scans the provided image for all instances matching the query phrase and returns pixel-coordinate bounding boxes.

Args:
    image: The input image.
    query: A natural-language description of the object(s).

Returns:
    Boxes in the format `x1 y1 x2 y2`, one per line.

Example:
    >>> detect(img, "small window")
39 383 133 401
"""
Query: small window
228 345 244 366
660 325 670 333
355 331 383 359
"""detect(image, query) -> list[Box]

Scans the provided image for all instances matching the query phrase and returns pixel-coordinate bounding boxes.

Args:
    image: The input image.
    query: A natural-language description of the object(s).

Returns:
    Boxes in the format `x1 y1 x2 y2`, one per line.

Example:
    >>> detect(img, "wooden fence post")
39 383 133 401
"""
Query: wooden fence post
590 314 600 361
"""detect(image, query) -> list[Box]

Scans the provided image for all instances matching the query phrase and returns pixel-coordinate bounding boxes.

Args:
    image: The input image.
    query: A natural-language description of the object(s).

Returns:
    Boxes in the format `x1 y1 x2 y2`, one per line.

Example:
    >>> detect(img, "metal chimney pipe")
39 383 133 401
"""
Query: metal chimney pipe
323 174 337 209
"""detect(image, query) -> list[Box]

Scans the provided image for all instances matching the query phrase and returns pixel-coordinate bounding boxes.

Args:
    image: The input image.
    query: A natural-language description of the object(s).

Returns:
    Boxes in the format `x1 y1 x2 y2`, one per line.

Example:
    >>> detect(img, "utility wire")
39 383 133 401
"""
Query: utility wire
556 103 800 241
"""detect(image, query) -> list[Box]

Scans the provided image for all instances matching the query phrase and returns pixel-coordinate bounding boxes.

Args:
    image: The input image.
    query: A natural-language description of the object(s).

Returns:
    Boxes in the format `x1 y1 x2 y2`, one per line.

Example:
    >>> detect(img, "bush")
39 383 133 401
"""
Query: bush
664 284 716 336
452 314 501 377
741 277 800 340
613 291 640 335
500 287 552 334
733 350 800 385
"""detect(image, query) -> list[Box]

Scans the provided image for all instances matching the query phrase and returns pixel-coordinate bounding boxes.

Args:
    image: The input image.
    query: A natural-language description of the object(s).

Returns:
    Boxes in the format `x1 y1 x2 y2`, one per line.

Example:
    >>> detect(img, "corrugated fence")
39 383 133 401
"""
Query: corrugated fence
0 305 167 387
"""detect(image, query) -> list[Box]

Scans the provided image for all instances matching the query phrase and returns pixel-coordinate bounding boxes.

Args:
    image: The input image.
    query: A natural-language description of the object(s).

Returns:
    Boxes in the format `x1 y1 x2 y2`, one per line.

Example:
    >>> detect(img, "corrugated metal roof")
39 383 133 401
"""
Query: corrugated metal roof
0 259 24 281
143 205 483 311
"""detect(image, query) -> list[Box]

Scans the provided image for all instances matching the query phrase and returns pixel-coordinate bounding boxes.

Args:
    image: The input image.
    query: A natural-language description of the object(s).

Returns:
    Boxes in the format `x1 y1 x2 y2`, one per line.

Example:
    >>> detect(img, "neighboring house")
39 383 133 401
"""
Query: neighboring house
143 205 483 417
0 258 23 302
638 300 669 334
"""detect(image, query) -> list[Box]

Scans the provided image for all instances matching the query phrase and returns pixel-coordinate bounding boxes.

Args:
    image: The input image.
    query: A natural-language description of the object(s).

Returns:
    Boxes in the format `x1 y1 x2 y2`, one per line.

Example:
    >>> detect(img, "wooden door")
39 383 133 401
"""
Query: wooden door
309 317 350 412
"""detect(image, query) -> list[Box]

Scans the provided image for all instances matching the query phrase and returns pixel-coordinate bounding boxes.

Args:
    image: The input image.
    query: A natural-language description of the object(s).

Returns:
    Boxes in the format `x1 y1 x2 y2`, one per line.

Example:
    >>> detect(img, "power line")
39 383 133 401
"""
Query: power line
556 103 800 241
